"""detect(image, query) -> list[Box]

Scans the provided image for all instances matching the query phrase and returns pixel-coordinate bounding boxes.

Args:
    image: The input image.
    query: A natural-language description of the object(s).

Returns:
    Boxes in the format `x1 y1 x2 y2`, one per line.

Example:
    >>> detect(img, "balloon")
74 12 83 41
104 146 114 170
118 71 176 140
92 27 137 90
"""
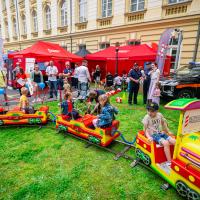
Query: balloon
0 88 5 95
38 82 45 90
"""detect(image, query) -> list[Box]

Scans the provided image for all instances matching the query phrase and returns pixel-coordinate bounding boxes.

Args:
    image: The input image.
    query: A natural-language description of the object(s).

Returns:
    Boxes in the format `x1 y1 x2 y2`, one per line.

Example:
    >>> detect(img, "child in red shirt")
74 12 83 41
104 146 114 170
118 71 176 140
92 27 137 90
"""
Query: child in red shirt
16 68 27 95
61 92 80 120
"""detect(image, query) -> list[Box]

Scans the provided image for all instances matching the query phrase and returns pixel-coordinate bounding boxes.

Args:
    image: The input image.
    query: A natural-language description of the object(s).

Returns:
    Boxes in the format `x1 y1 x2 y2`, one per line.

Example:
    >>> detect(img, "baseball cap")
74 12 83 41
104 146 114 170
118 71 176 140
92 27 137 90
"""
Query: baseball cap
146 102 159 111
146 62 152 65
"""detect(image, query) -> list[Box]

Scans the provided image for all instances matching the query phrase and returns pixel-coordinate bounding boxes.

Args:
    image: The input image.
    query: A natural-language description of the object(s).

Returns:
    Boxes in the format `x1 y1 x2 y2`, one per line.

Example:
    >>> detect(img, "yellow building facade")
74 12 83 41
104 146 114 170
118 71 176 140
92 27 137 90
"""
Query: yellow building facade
0 0 200 68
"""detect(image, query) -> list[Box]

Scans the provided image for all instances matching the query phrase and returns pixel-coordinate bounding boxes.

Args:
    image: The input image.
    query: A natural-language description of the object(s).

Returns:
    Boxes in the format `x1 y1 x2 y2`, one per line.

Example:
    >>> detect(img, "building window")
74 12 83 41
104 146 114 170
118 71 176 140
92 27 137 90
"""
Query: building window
13 18 17 36
168 0 186 4
127 39 141 45
130 0 145 12
32 10 38 32
45 5 51 30
22 15 27 35
2 0 6 10
102 0 112 18
61 0 67 26
99 42 110 49
79 0 87 23
4 21 9 38
168 37 179 70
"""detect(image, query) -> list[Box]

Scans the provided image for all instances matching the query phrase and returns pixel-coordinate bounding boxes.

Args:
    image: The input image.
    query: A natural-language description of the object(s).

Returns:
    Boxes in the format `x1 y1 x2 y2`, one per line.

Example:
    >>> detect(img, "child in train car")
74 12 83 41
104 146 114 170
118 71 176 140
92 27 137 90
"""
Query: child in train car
61 92 80 120
87 89 106 114
92 94 118 128
113 73 122 89
142 102 176 166
19 87 34 114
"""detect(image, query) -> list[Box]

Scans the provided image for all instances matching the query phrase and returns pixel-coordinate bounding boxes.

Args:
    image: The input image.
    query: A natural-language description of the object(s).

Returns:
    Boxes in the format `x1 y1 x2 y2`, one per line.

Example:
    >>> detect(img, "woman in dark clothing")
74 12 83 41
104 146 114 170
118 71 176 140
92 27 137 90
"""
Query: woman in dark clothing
30 63 44 103
94 65 101 88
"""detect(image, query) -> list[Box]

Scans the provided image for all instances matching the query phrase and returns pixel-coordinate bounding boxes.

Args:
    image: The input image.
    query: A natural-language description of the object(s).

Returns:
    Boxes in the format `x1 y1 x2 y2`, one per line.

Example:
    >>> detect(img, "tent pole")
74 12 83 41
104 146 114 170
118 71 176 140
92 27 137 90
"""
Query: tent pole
115 47 119 74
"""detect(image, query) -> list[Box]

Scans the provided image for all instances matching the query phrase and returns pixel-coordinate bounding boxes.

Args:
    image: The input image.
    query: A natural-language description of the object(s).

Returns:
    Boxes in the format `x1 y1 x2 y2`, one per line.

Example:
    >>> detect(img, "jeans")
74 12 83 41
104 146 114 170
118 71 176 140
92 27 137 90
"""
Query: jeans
128 81 139 104
78 82 88 98
49 81 57 98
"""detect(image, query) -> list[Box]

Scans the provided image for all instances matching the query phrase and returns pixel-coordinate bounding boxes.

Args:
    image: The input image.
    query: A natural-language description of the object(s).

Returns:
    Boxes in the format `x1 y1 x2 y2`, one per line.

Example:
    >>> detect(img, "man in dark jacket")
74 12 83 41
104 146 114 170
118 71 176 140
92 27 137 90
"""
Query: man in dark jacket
128 63 142 105
142 62 152 104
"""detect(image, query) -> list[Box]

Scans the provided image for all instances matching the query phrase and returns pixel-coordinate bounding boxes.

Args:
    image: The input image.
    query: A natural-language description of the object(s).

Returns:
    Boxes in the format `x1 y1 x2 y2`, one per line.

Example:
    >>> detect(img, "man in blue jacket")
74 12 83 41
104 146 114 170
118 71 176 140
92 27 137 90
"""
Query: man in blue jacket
128 63 142 105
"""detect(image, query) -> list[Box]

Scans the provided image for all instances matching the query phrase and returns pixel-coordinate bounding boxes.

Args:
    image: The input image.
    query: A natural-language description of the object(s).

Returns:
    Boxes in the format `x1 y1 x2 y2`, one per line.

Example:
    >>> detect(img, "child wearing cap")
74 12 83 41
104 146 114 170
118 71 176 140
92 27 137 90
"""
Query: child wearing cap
142 102 176 166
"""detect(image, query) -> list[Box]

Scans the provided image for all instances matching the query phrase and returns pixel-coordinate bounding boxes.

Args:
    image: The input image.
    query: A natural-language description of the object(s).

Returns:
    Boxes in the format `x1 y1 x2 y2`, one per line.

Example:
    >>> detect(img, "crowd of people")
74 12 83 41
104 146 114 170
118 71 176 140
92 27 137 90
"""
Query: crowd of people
0 59 175 166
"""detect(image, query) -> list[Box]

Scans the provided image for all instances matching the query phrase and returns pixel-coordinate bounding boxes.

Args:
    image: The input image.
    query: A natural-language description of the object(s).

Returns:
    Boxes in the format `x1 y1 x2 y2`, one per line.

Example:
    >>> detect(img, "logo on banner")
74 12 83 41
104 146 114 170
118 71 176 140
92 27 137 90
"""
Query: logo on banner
47 49 60 53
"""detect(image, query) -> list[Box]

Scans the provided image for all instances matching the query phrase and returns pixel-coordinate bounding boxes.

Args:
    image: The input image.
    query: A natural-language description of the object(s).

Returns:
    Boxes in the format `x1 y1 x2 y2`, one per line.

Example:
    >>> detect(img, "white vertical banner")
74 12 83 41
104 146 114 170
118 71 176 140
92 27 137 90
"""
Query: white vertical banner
0 38 3 70
25 58 35 74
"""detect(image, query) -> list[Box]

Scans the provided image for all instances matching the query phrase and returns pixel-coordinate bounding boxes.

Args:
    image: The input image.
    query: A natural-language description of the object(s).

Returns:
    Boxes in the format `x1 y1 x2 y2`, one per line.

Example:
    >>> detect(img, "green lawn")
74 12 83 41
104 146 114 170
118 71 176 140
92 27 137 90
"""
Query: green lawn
0 93 182 200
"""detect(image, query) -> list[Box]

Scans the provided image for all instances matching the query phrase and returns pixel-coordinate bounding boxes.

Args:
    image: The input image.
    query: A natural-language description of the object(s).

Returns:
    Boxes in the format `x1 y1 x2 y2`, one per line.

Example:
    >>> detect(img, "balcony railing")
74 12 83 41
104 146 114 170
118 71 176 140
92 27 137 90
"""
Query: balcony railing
125 9 146 23
162 0 192 16
75 22 87 31
97 17 113 28
57 26 68 33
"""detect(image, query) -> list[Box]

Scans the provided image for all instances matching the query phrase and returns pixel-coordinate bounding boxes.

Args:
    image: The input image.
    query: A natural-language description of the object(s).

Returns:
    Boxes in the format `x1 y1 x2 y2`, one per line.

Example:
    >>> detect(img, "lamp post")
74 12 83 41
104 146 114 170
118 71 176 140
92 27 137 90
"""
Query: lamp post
115 47 119 74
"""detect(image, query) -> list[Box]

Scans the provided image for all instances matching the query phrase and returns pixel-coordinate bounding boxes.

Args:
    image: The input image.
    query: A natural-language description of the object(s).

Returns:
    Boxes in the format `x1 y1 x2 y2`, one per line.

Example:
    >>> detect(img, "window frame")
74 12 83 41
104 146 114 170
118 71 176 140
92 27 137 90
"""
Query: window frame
45 5 51 30
168 0 187 5
79 0 87 23
13 18 17 37
101 0 112 18
32 10 38 32
130 0 145 12
60 0 67 27
21 14 27 35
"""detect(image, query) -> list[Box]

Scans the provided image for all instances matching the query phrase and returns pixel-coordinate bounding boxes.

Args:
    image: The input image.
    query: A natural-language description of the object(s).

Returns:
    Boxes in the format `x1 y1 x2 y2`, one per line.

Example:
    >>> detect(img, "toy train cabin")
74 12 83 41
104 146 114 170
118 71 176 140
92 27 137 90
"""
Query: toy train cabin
135 99 200 199
56 114 120 147
0 106 49 126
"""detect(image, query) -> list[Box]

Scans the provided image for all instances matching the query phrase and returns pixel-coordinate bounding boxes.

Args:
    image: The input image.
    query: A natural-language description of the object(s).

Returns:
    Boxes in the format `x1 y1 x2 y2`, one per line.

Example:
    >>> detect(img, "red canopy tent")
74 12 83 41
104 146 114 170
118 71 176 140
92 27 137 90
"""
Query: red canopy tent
8 41 82 72
85 44 171 77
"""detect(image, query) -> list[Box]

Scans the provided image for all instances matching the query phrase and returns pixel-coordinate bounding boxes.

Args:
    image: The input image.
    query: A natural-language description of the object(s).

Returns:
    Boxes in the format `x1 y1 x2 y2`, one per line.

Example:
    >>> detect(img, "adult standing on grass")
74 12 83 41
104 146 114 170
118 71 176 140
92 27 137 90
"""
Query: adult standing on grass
46 60 58 99
0 65 8 106
128 63 142 105
30 63 44 103
77 60 91 98
141 62 152 104
147 62 160 103
73 63 79 89
94 65 101 88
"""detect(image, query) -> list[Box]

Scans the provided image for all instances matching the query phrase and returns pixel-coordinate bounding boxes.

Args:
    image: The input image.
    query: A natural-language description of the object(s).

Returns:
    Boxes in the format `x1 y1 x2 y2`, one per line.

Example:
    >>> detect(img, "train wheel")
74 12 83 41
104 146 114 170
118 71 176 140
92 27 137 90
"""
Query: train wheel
0 120 4 126
187 189 199 200
142 154 151 166
135 148 142 159
176 181 188 198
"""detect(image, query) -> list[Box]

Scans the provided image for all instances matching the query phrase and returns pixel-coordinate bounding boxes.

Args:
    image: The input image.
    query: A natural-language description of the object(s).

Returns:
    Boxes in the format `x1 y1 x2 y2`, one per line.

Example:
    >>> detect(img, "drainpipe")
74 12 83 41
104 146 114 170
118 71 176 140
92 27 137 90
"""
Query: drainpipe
193 21 200 62
15 0 21 50
70 0 73 53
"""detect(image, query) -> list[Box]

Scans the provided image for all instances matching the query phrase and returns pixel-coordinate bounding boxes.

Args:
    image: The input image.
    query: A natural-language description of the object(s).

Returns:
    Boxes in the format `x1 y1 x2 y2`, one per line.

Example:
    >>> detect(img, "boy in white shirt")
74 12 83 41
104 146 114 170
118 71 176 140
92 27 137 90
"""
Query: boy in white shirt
142 102 176 165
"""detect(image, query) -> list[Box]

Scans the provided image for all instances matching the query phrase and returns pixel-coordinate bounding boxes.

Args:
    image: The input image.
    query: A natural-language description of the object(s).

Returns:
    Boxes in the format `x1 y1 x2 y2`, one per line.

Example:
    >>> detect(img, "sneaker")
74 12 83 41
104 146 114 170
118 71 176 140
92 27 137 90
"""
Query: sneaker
48 96 53 99
58 103 61 106
37 97 42 102
32 99 36 103
165 161 171 167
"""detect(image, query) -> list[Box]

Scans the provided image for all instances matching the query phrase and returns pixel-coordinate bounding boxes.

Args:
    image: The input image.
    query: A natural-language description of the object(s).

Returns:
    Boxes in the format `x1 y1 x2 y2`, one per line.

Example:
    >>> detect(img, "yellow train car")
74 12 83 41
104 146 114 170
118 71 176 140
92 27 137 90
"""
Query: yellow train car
56 114 120 147
0 106 49 126
135 99 200 200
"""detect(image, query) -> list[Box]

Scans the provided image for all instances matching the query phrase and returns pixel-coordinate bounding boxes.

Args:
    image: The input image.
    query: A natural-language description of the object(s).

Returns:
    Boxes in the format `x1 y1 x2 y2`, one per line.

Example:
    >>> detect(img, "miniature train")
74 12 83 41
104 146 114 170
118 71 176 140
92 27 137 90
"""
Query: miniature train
0 97 199 199
0 106 49 126
135 99 200 199
56 114 120 147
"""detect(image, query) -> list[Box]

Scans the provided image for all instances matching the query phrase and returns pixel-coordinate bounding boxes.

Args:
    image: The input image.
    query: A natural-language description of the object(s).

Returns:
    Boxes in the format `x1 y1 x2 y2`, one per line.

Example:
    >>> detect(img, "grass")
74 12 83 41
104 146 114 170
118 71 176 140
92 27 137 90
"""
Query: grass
0 92 181 200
